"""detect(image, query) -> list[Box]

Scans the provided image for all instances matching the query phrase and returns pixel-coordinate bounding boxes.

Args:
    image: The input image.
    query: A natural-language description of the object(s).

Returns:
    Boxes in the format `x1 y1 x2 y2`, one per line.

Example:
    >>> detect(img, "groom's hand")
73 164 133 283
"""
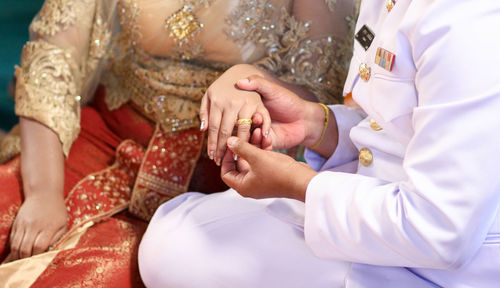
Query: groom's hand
237 76 339 157
221 137 317 202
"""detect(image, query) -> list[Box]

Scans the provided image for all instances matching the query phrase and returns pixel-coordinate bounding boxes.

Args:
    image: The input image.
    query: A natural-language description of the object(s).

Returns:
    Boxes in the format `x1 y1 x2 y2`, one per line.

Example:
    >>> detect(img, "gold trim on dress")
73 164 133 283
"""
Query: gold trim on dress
103 55 223 133
129 126 204 220
15 40 82 157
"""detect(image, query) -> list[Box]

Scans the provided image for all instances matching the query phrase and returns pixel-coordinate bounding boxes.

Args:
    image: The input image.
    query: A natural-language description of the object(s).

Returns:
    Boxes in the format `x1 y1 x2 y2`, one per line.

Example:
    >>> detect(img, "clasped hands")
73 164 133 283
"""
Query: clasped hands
200 64 338 201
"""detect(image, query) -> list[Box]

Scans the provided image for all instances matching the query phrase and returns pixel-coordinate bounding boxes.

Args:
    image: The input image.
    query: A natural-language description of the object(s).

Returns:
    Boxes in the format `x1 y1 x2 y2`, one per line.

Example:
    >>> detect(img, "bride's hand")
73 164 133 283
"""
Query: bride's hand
200 64 271 165
6 193 67 262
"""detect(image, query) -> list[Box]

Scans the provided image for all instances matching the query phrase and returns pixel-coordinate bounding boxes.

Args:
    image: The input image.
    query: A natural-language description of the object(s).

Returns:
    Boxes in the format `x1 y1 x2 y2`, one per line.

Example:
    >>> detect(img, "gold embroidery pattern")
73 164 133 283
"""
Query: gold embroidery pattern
261 7 310 55
109 0 228 130
164 6 204 60
0 125 20 164
225 1 357 104
15 40 82 157
34 218 145 288
129 127 203 220
110 0 354 127
30 0 78 36
103 54 222 132
274 35 352 104
255 7 354 104
117 0 142 54
163 0 214 60
165 6 202 41
224 0 276 45
85 4 112 76
54 140 144 248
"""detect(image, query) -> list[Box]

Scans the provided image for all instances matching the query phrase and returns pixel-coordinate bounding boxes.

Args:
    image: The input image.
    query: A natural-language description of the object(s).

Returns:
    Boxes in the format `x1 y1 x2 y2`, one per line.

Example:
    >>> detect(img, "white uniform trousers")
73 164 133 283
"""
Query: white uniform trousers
138 189 350 288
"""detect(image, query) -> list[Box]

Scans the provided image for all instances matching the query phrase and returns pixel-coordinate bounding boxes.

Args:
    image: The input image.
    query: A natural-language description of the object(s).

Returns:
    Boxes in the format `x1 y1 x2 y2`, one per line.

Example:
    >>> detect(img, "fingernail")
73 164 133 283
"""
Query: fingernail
216 158 221 166
233 154 239 161
209 151 214 160
228 137 238 148
264 130 269 139
200 120 205 130
237 79 250 85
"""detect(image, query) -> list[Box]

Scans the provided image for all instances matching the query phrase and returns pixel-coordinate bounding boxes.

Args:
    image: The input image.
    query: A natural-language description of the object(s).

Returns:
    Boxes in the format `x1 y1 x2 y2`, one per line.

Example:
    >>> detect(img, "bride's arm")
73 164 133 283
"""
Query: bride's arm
6 0 113 261
5 117 68 262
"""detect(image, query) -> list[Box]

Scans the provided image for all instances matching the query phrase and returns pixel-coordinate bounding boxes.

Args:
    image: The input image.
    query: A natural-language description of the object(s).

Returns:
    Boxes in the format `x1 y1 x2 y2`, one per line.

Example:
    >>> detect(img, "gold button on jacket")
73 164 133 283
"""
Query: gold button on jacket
370 119 383 131
359 148 373 167
386 0 395 12
359 63 371 81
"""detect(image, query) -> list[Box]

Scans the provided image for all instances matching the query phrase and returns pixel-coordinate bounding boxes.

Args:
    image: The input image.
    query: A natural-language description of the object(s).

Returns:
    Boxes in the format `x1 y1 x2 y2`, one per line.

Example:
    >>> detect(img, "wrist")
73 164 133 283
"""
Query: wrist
22 164 64 199
302 102 328 148
24 190 65 202
291 164 317 202
230 64 266 79
20 117 65 199
302 102 339 158
22 161 64 193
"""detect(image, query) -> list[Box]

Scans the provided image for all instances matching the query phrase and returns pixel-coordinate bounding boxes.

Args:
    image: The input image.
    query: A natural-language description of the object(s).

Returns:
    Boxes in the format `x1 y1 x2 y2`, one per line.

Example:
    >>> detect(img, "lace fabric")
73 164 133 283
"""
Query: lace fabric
256 0 358 103
15 40 82 156
30 0 83 37
10 0 115 157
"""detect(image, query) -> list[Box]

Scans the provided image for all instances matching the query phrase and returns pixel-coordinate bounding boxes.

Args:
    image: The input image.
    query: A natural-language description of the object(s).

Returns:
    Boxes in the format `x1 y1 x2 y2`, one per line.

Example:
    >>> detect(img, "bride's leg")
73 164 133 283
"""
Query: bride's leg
139 190 349 288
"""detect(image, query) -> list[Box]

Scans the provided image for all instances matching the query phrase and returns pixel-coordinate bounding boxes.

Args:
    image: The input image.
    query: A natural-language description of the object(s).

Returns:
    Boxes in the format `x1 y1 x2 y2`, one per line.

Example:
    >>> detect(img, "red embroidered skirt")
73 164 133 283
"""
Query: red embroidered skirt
0 87 226 286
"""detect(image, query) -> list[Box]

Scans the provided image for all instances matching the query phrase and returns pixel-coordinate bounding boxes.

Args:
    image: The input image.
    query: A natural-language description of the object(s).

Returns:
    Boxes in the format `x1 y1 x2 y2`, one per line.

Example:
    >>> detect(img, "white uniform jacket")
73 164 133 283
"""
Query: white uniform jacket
304 0 500 286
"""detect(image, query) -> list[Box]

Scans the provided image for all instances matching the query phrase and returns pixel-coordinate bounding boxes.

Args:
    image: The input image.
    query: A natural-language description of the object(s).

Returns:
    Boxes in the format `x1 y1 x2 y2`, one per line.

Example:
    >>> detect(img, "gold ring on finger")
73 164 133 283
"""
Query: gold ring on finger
237 118 253 125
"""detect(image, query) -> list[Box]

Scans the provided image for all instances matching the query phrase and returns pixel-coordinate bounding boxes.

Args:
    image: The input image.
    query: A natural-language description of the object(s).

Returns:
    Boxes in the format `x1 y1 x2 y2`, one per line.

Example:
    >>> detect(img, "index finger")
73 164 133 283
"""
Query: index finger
236 75 277 101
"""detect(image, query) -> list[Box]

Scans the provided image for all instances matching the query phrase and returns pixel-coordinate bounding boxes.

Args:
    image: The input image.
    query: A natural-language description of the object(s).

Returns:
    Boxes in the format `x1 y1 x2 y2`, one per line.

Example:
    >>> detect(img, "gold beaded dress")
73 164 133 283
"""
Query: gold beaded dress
0 0 357 286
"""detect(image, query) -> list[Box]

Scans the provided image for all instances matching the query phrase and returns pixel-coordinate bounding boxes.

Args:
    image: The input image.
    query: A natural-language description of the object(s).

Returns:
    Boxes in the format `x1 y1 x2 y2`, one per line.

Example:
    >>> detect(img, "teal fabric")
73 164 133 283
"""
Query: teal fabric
0 0 44 131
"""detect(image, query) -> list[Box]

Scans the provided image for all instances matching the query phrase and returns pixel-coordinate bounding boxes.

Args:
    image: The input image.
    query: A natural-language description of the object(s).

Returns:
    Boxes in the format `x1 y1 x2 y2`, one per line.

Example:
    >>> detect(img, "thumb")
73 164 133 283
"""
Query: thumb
236 75 279 101
227 137 261 164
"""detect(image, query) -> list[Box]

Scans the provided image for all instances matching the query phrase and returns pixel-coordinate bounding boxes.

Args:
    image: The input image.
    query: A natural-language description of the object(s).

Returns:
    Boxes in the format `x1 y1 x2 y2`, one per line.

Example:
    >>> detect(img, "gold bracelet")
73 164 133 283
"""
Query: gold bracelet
309 103 329 150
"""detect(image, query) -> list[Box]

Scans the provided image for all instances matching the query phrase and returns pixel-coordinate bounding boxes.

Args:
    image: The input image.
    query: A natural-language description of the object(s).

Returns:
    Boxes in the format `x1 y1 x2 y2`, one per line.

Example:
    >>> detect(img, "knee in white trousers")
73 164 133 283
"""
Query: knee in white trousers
138 190 349 288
